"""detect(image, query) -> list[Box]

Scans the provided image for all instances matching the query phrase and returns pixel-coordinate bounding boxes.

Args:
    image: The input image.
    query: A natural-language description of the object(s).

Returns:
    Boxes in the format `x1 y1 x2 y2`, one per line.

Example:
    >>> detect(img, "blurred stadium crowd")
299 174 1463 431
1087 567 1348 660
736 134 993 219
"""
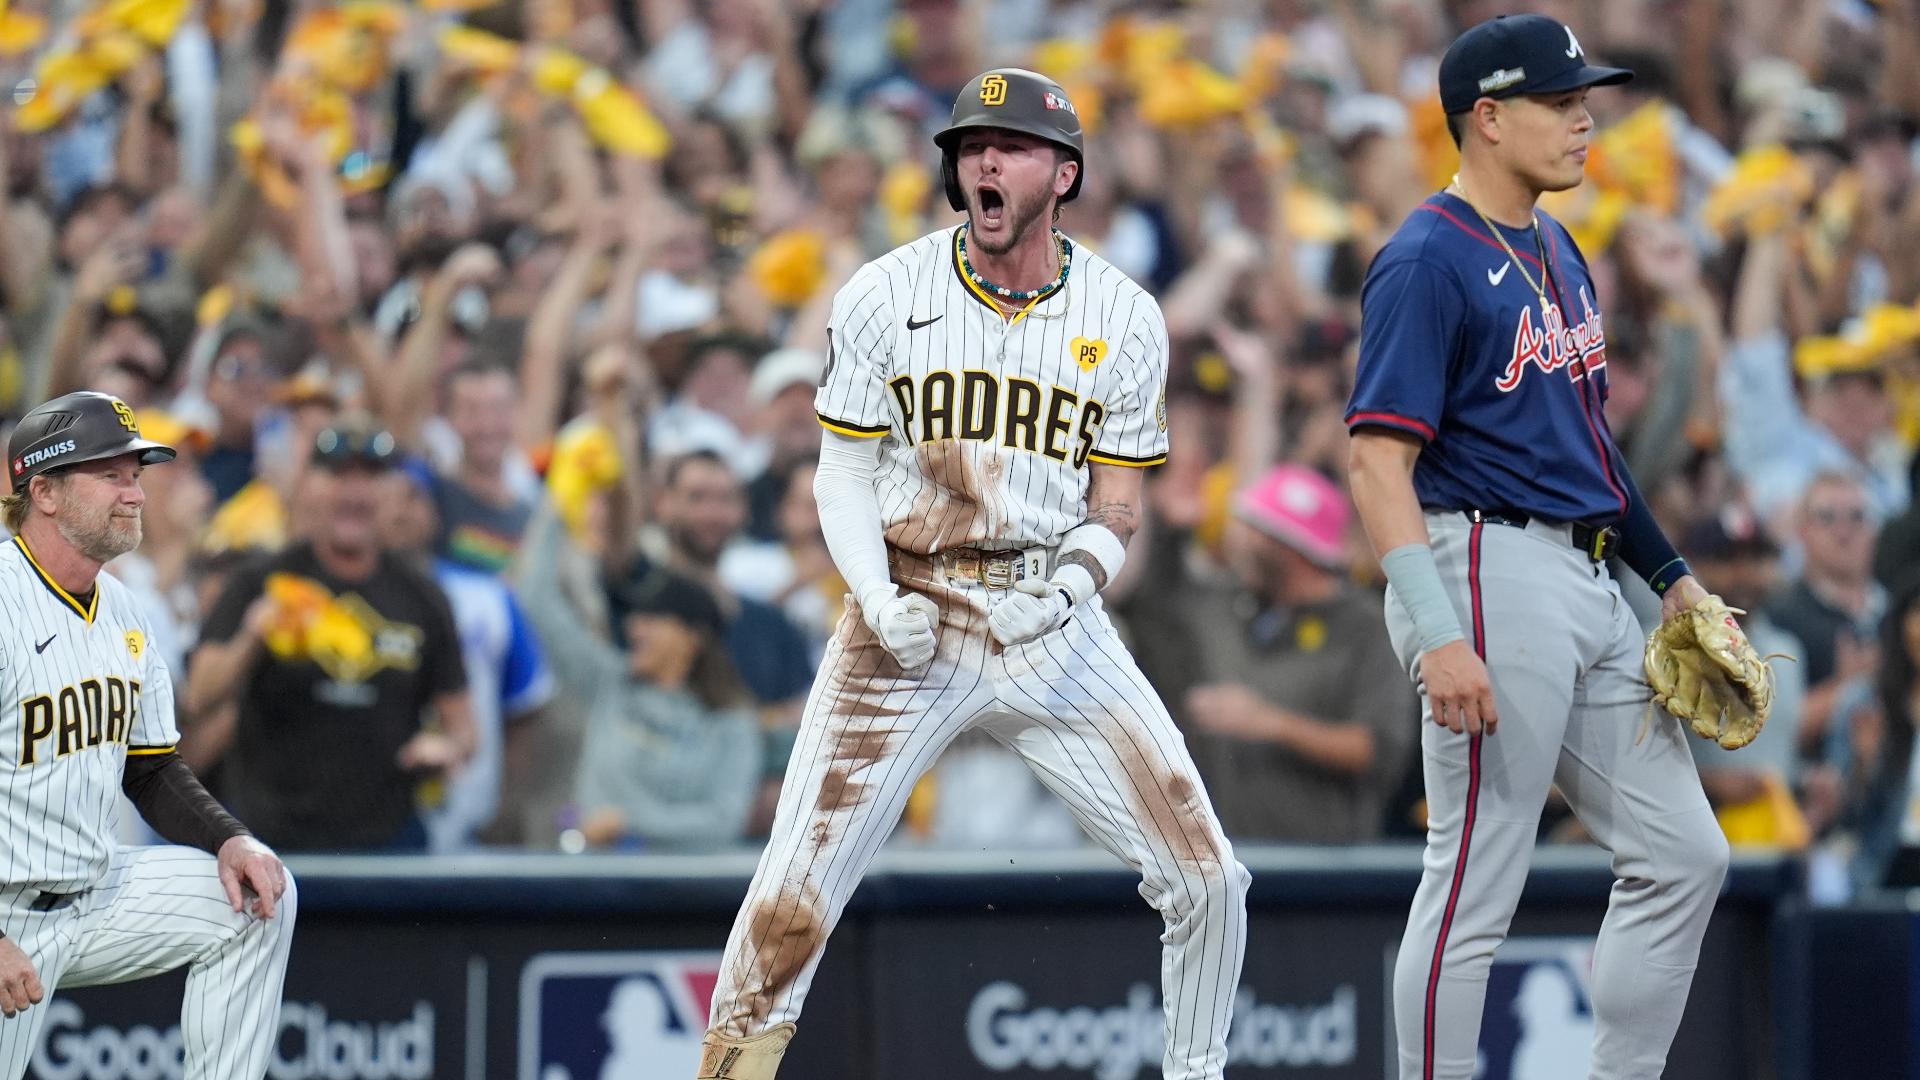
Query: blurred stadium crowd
0 0 1917 899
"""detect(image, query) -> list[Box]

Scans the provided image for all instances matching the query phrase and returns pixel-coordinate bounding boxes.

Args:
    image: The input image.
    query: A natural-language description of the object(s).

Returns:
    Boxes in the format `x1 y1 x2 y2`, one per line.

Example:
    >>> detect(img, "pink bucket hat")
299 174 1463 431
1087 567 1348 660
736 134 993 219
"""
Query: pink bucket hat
1235 464 1351 568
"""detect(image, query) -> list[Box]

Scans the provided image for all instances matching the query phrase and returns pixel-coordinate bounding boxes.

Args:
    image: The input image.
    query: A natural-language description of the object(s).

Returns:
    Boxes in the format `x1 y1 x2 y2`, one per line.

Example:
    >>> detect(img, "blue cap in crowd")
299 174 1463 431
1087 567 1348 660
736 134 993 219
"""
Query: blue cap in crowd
1438 13 1633 115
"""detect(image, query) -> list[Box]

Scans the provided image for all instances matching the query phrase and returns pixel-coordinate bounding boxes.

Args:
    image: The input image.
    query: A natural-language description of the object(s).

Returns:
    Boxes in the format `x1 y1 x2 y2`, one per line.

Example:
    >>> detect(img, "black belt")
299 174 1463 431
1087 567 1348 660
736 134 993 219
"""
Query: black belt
28 891 77 912
1465 510 1620 563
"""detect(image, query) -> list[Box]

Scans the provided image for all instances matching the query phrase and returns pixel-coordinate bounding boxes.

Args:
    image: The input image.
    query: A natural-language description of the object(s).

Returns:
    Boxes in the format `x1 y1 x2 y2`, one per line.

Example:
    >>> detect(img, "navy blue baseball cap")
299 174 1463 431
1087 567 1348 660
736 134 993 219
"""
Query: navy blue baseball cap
1439 14 1632 115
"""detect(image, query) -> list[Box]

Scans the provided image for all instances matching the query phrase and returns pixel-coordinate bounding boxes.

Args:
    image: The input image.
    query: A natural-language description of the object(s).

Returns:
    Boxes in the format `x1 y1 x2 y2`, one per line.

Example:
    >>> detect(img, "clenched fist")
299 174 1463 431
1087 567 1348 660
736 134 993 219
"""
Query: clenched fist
989 578 1072 647
862 587 940 670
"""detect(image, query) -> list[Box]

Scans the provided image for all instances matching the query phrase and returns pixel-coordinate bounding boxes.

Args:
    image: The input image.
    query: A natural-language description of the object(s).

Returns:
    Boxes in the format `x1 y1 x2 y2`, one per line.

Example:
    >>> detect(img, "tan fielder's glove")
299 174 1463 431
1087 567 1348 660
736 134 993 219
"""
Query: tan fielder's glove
1644 595 1778 750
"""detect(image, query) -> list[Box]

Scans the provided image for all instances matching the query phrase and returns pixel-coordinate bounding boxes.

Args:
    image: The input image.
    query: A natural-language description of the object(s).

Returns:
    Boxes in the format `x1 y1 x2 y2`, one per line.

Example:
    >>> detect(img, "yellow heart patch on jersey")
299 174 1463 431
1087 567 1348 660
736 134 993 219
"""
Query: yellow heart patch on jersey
124 630 143 659
1071 337 1108 372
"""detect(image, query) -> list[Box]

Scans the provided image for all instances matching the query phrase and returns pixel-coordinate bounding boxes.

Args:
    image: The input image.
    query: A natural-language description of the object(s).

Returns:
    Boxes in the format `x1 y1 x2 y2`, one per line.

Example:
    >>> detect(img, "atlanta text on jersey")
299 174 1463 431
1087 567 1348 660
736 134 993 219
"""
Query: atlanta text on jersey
1496 286 1607 393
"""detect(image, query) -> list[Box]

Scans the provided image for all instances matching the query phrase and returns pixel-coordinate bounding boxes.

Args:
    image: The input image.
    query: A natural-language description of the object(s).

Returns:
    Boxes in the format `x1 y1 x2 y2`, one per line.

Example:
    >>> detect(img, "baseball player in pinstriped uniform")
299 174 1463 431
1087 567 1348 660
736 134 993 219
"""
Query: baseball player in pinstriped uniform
698 68 1249 1080
1345 16 1731 1079
0 391 293 1078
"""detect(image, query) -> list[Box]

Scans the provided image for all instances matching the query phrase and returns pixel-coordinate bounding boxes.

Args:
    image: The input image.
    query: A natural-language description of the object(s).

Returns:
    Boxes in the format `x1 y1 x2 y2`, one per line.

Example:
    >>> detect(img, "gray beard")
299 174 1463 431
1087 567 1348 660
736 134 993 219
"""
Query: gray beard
58 514 141 563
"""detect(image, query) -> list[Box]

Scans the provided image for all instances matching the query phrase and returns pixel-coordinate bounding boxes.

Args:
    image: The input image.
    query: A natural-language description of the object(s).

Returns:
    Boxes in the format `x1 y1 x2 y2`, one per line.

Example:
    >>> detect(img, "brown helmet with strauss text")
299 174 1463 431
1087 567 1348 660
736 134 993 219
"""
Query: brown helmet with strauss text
8 391 175 494
933 68 1085 212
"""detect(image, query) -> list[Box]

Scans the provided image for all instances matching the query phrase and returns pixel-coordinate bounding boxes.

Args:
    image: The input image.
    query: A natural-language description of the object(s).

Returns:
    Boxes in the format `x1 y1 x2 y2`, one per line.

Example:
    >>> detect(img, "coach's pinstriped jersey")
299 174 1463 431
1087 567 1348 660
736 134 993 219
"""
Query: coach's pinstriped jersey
816 226 1170 555
0 536 177 891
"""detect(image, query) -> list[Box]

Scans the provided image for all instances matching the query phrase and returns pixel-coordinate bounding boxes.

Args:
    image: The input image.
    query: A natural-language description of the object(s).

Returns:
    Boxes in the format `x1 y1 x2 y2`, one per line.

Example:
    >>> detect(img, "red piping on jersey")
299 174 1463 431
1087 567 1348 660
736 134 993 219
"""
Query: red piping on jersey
1539 228 1629 519
1423 519 1486 1080
1347 411 1436 442
1415 202 1547 269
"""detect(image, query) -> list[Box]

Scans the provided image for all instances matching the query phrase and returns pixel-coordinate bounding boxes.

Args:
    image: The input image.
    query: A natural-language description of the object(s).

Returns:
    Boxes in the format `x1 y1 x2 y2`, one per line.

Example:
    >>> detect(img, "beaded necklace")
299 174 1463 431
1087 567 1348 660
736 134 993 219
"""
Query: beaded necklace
958 222 1073 302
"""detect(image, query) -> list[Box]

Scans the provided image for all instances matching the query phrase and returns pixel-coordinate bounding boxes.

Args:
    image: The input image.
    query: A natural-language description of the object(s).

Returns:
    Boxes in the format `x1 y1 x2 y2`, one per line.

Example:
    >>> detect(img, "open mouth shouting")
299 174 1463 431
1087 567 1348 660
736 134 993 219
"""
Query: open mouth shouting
975 183 1006 229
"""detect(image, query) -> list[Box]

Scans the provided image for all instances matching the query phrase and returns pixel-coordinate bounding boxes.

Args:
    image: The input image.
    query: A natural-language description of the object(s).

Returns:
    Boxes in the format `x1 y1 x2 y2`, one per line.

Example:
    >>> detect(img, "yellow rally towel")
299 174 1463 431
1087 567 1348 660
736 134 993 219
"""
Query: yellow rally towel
545 418 624 541
1715 772 1811 851
0 0 46 56
748 229 828 308
1794 302 1920 380
284 2 406 96
202 478 289 555
77 0 189 46
1138 59 1246 129
1703 145 1815 238
531 46 670 159
16 33 144 132
1584 99 1679 214
437 24 520 77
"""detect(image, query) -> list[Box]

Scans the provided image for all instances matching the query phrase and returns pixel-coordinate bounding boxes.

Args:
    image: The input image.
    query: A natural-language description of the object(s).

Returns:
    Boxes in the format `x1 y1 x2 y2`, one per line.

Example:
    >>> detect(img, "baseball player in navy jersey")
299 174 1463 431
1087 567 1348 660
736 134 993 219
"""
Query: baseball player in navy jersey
1346 15 1734 1080
0 391 293 1078
697 68 1249 1080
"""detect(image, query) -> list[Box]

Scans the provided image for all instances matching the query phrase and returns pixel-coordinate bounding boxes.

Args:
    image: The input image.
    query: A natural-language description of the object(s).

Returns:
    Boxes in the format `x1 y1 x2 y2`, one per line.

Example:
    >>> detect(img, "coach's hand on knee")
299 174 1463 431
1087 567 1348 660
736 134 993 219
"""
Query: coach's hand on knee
1420 640 1498 736
0 939 43 1017
862 586 940 670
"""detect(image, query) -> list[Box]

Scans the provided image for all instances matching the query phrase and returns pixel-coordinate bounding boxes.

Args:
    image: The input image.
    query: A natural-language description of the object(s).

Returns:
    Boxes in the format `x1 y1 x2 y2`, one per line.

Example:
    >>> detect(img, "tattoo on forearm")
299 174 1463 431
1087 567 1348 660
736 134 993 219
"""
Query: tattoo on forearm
1060 501 1138 592
1058 550 1109 592
1084 501 1139 546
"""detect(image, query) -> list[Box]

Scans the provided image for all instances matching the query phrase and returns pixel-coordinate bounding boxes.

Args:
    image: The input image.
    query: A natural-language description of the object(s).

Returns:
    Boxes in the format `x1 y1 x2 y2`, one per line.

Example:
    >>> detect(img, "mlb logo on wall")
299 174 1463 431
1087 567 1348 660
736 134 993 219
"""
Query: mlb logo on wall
1473 936 1597 1080
519 951 721 1080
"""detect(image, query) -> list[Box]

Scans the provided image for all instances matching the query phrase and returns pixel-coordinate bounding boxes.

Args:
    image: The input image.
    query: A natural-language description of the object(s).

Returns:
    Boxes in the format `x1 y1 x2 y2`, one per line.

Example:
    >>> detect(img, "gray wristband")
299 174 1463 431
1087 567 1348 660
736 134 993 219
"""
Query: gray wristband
1380 543 1467 654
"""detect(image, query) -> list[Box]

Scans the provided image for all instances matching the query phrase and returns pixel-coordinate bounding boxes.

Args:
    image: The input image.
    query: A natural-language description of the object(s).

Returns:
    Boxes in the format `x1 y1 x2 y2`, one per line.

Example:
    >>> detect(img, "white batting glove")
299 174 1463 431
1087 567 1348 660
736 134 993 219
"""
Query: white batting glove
861 585 940 670
989 578 1073 647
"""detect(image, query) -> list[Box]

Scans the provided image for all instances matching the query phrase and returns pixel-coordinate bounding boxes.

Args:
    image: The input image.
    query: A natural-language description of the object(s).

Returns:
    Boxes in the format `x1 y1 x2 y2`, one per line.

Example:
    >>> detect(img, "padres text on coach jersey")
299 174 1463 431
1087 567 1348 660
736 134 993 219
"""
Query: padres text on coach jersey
814 224 1170 552
0 537 177 891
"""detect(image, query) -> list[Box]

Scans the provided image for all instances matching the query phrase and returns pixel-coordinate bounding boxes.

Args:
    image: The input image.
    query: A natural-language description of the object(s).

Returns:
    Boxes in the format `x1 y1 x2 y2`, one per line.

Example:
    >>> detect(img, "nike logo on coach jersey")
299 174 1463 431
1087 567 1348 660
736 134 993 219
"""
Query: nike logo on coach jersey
34 635 55 654
906 315 943 331
1487 262 1512 286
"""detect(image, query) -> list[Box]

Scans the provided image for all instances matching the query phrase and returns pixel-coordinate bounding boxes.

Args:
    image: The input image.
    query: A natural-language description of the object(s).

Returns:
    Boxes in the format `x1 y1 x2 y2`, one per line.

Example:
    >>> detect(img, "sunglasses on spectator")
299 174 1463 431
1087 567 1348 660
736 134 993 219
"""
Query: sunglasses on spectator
214 355 270 381
1808 506 1869 526
312 427 397 469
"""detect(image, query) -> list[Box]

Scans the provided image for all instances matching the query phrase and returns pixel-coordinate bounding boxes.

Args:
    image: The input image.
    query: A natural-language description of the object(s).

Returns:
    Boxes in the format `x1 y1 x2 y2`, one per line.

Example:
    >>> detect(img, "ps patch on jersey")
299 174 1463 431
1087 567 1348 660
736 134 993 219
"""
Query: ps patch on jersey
1071 336 1108 371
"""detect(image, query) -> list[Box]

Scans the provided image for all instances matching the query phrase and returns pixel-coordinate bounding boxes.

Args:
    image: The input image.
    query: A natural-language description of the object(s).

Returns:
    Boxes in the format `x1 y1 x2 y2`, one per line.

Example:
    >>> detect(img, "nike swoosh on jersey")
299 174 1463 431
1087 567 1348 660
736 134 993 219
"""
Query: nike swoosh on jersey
906 315 943 331
34 635 55 654
1487 262 1512 286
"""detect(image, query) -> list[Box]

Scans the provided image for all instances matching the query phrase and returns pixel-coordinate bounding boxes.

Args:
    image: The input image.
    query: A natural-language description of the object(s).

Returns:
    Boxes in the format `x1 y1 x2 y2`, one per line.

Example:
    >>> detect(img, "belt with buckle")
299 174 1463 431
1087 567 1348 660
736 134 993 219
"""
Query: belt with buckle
1465 510 1620 563
939 546 1032 589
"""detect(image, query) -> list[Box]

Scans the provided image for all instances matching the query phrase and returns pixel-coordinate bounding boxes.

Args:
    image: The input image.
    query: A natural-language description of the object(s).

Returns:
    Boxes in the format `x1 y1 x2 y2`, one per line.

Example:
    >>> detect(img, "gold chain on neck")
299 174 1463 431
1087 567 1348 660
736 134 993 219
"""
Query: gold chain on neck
1451 173 1549 306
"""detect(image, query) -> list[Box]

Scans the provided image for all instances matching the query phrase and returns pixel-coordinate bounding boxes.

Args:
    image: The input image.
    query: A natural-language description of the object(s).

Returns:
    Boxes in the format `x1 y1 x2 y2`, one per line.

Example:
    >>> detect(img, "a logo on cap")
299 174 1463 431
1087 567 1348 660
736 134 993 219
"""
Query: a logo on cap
1565 26 1583 59
1479 67 1526 93
980 74 1008 107
1043 91 1076 114
110 398 138 434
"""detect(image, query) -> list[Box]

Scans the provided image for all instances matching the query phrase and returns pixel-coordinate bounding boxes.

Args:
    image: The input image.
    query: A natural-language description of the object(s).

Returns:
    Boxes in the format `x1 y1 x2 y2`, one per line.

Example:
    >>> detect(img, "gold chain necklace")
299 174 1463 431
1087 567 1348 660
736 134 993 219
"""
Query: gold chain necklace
1451 173 1549 306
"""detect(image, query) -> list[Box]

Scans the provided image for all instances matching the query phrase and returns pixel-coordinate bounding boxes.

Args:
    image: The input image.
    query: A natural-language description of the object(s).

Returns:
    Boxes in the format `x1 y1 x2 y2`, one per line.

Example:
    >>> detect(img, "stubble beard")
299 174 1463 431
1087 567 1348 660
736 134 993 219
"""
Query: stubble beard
970 185 1054 257
56 498 142 563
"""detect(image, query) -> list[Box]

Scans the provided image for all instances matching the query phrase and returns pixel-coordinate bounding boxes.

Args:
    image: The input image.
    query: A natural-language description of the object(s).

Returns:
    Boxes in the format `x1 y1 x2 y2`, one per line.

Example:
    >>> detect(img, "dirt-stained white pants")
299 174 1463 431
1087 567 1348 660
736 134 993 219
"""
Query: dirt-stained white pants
708 550 1250 1080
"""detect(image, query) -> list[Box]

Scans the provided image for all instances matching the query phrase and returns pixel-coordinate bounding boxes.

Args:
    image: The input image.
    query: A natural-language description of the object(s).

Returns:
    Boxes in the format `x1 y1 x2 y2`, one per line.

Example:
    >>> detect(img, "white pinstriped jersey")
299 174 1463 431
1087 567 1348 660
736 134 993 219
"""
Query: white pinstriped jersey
815 226 1171 555
0 536 177 892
